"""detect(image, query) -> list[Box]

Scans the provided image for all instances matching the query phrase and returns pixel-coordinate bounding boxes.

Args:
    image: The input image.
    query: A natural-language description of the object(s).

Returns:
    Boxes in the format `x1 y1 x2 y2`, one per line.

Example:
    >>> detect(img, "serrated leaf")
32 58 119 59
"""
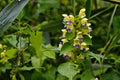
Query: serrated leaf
30 31 43 58
0 0 29 33
60 42 75 55
58 62 80 80
5 34 28 49
30 31 42 50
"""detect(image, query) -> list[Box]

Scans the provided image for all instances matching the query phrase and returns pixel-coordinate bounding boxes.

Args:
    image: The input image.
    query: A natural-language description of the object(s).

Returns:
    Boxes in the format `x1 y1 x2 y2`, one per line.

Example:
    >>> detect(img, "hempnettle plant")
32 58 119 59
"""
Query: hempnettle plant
59 8 92 59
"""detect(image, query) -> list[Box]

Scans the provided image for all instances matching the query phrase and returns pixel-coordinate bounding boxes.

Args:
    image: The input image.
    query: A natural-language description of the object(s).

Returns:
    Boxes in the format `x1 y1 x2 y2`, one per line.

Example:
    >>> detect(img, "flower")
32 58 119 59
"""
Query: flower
78 8 86 18
74 38 80 48
61 39 68 44
76 32 83 42
66 24 74 32
62 14 74 24
61 29 67 38
69 15 74 23
63 51 73 59
62 14 69 23
87 23 91 27
81 29 88 35
80 42 89 51
59 42 63 49
88 27 92 33
60 8 92 54
81 18 88 27
0 52 5 58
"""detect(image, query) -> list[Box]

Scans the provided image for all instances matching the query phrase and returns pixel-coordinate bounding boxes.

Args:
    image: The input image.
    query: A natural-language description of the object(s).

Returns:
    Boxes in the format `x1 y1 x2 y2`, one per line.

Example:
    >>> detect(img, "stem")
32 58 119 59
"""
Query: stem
107 4 118 41
89 5 113 19
73 0 76 15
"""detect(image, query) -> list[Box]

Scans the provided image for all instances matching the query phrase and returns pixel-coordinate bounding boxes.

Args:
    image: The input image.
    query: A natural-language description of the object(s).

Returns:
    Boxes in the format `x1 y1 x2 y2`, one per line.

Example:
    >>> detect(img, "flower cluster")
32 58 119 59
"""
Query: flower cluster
59 8 92 58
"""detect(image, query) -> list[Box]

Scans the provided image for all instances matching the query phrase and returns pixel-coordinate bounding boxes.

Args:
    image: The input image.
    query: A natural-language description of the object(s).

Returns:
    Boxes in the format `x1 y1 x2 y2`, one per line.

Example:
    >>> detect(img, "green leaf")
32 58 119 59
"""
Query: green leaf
60 42 75 55
102 71 120 80
18 66 34 71
30 31 42 50
104 0 120 4
19 73 25 80
41 44 56 59
92 64 112 71
5 48 17 59
0 63 11 72
87 51 103 63
83 35 92 45
56 74 68 80
113 16 120 31
86 0 92 18
31 56 40 70
12 75 17 80
42 68 56 80
80 70 93 80
17 9 25 20
30 31 43 57
43 50 56 59
66 29 75 40
58 62 80 80
5 34 28 49
0 0 29 33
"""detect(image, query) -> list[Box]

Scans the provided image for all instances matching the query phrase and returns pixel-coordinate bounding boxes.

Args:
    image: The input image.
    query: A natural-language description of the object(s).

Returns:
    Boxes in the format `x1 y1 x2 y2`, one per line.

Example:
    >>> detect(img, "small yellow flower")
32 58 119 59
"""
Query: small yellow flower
62 14 69 22
74 38 80 48
66 24 74 32
62 29 67 38
80 42 89 51
81 18 88 26
87 23 91 27
63 51 73 58
82 29 89 35
0 52 5 58
69 15 74 22
78 8 86 18
62 14 74 24
59 42 63 49
62 39 68 44
76 32 83 41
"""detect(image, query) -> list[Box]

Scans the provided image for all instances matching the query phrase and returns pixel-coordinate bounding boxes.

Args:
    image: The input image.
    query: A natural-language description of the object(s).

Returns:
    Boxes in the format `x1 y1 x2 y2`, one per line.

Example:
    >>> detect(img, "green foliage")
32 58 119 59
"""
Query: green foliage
58 62 80 80
0 0 120 80
60 42 75 55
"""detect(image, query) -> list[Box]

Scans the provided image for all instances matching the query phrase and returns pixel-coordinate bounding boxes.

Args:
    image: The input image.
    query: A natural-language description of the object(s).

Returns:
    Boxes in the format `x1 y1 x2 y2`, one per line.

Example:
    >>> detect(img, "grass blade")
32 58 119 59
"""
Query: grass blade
0 0 29 33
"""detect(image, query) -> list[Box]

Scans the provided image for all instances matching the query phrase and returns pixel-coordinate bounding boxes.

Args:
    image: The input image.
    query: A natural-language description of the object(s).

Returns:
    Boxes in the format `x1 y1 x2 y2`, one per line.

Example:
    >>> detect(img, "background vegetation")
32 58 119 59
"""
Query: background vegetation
0 0 120 80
